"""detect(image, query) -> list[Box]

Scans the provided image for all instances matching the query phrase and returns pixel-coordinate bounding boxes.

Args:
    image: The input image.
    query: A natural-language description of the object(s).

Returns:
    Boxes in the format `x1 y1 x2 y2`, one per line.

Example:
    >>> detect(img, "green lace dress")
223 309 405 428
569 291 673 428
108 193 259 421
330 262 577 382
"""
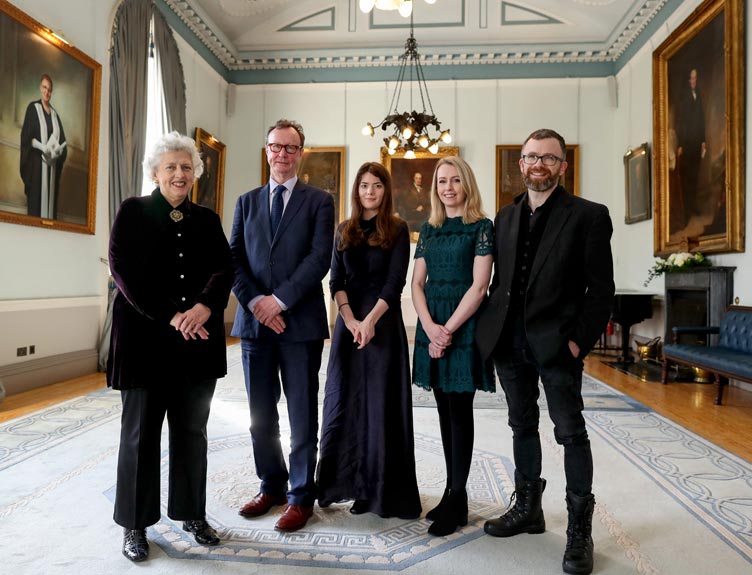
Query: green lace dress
412 217 496 393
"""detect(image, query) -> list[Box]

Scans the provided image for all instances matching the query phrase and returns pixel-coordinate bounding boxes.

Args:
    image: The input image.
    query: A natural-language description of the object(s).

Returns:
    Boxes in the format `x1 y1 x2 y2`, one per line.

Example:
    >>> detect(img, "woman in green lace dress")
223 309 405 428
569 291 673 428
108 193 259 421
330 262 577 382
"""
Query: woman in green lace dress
412 156 495 536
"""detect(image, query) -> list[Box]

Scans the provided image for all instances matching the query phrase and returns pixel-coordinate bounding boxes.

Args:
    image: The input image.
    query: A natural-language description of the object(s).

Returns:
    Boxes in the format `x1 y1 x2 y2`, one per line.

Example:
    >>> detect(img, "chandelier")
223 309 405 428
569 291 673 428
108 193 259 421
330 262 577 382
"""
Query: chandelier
359 0 436 19
361 19 452 158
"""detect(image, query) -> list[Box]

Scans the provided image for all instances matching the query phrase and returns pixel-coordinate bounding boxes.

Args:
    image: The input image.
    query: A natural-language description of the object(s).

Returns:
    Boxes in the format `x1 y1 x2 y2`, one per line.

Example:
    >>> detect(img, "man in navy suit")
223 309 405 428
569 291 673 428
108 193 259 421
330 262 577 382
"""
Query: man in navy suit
476 129 614 575
231 119 334 532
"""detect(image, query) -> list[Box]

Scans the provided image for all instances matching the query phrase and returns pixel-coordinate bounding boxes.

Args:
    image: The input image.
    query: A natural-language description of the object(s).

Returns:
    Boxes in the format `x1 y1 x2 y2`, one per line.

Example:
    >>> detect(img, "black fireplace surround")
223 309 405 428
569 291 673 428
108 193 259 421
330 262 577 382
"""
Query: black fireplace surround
664 267 735 347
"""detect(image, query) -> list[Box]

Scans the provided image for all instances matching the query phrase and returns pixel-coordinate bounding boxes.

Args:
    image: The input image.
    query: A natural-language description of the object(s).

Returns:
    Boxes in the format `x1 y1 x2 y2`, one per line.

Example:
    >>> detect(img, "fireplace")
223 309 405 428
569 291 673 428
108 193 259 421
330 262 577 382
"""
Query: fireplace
664 267 735 347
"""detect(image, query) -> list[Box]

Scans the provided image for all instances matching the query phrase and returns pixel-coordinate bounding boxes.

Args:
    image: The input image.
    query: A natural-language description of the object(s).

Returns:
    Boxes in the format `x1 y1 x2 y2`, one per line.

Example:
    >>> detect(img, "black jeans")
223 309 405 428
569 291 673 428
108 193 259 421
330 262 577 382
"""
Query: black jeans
493 336 593 497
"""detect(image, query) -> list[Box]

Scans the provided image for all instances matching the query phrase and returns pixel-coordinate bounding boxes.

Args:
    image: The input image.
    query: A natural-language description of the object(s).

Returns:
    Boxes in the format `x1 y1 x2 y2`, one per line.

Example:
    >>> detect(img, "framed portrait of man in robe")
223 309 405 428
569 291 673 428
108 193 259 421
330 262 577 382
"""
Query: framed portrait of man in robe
0 2 101 234
652 0 744 255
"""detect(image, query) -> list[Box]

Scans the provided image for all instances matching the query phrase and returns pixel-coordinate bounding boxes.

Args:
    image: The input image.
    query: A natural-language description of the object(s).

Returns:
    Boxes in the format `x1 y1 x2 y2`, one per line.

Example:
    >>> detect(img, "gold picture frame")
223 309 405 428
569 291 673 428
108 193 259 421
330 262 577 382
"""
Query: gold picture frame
261 146 346 223
192 128 226 217
380 146 460 241
495 145 579 212
0 1 101 234
624 143 652 224
652 0 745 255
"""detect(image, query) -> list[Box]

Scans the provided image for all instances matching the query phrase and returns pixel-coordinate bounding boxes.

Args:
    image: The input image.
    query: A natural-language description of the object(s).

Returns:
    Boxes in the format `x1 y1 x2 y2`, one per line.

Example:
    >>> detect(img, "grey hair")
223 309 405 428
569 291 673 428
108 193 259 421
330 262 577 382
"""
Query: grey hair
143 131 204 180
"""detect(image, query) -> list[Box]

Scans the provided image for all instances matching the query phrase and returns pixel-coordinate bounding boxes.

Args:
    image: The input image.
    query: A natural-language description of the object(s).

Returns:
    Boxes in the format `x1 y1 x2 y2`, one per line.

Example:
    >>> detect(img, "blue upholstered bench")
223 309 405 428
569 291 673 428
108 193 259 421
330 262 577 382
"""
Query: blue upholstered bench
662 306 752 405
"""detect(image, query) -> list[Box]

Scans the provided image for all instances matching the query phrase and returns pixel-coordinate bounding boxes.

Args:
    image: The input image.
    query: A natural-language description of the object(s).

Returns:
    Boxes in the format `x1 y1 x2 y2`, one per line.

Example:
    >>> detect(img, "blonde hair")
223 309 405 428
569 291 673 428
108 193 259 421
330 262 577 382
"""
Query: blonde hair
427 156 486 227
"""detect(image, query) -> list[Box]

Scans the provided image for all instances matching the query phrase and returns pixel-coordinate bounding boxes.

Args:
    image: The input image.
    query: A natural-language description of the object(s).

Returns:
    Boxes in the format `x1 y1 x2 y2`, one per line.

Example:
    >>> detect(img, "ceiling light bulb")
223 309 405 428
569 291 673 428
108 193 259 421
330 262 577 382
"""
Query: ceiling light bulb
418 135 429 148
362 123 375 136
424 0 437 4
359 0 376 13
440 130 452 143
428 143 439 154
398 0 413 18
388 136 400 150
404 149 416 159
402 126 413 139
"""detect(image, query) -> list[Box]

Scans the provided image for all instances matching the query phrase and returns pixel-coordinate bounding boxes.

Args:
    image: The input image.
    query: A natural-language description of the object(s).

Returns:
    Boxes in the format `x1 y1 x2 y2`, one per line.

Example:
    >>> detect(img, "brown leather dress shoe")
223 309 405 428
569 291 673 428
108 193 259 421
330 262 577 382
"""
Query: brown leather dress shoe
275 505 313 532
238 492 288 518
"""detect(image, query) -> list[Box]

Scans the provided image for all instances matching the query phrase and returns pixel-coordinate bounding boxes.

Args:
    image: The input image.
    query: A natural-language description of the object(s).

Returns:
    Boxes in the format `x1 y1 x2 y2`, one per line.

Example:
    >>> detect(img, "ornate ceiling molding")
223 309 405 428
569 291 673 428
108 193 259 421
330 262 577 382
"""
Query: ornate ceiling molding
161 0 669 73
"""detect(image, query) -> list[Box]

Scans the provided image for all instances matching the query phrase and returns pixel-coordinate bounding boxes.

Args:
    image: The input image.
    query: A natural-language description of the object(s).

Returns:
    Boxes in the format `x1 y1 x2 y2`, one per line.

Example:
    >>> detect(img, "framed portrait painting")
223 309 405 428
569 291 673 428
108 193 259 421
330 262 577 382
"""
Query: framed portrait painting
652 0 744 255
624 143 652 224
192 128 226 217
261 146 346 223
0 2 101 234
381 146 459 241
495 145 579 211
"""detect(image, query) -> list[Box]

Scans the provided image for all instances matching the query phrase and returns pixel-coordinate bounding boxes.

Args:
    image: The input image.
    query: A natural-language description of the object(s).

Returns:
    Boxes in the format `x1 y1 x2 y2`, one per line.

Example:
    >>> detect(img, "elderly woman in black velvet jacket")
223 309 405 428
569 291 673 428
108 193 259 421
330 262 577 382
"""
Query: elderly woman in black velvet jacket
107 131 233 562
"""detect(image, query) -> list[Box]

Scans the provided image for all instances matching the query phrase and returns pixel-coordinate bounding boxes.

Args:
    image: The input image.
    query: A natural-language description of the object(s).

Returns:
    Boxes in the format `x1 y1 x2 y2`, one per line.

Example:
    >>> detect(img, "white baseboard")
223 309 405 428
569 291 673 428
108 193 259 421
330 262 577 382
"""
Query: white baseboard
0 349 98 395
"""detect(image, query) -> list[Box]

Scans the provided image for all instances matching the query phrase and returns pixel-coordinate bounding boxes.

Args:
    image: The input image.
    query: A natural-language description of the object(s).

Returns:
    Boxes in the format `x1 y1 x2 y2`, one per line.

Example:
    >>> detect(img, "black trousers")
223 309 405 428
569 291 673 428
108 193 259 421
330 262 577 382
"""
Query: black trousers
492 331 593 497
114 379 216 529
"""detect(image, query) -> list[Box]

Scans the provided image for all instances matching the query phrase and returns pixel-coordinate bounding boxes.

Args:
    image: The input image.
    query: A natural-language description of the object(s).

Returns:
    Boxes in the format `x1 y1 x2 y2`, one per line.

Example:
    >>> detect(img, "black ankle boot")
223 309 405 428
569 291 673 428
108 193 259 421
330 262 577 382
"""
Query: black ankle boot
484 478 546 537
562 491 595 575
425 487 450 522
427 488 468 536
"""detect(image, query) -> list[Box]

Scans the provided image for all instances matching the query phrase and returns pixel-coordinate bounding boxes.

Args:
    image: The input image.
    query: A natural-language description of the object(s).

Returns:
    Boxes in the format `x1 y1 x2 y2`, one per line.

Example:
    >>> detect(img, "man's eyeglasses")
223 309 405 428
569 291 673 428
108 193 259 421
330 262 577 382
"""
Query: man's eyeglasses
521 153 564 166
267 143 302 154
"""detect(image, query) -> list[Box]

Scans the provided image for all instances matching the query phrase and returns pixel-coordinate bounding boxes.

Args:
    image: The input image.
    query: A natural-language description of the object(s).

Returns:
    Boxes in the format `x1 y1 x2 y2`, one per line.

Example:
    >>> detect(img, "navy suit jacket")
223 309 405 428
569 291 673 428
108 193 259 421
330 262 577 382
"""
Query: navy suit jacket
230 180 335 341
476 187 615 367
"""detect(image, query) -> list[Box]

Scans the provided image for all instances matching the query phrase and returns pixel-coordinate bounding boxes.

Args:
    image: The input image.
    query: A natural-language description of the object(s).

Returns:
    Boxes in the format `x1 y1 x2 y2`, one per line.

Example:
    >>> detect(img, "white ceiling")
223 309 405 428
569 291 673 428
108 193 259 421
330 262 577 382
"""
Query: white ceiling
160 0 677 81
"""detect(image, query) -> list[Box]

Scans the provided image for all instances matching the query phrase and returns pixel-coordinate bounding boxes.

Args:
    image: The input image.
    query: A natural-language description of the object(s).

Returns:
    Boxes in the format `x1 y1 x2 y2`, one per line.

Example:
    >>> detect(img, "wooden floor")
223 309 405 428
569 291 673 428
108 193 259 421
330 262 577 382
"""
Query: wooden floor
2 349 751 462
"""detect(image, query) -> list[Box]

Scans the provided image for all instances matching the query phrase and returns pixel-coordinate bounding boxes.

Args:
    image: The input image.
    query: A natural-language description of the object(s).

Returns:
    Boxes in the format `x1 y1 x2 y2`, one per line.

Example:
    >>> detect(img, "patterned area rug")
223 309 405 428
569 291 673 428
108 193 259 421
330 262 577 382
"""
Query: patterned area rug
1 344 751 574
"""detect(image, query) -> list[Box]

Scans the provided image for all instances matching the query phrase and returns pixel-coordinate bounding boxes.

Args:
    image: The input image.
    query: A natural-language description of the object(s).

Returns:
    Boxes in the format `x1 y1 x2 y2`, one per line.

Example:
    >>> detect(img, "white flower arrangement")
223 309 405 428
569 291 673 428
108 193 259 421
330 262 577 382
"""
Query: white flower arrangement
644 252 711 286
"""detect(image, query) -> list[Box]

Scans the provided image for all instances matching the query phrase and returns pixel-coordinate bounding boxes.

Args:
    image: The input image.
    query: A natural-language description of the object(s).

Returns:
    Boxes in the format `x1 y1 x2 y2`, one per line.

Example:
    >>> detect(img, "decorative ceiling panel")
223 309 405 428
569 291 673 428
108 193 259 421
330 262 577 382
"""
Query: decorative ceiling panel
158 0 677 80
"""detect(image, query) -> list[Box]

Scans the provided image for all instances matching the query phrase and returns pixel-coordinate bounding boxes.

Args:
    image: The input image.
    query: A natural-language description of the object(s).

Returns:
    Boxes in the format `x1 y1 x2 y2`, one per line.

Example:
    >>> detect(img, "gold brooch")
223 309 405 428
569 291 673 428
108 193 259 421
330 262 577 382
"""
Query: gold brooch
169 209 183 222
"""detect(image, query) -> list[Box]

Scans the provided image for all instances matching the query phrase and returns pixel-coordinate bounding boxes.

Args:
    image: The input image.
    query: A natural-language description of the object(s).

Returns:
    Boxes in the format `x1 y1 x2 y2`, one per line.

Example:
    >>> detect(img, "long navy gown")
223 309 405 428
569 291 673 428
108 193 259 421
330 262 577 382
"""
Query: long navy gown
316 218 421 518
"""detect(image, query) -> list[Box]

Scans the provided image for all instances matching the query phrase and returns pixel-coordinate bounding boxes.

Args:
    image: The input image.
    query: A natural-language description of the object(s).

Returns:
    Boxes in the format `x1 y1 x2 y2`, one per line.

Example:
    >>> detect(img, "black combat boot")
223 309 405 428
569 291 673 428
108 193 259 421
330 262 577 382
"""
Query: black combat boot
562 491 595 575
427 488 468 536
484 478 546 537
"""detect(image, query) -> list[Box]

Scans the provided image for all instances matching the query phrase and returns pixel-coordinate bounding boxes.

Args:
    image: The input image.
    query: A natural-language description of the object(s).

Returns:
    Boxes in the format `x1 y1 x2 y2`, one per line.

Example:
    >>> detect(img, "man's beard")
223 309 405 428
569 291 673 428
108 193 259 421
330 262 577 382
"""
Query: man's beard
523 172 559 192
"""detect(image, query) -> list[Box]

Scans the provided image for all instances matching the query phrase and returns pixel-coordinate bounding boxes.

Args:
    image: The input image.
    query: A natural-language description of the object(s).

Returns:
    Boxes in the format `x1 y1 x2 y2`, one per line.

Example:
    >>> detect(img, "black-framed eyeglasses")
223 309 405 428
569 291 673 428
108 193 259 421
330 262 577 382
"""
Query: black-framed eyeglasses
267 143 302 154
521 153 564 166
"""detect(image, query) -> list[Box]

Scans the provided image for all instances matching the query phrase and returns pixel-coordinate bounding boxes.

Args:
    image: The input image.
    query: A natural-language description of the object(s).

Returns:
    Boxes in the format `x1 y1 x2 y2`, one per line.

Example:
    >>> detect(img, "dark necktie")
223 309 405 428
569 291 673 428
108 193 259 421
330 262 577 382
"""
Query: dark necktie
270 184 285 236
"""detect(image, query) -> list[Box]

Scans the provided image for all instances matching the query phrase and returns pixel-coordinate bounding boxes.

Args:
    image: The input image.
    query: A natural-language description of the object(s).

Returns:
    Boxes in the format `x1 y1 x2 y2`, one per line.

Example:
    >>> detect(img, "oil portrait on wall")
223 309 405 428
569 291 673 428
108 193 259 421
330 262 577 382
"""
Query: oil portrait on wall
0 1 101 234
192 128 225 218
381 146 459 242
652 0 744 255
261 147 346 224
495 145 579 212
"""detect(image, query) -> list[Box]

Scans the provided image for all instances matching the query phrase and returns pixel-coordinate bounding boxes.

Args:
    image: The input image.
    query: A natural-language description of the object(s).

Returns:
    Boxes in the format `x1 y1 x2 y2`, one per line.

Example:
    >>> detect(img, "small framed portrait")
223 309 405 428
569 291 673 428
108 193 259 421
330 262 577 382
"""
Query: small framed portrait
380 146 460 241
495 145 579 211
624 143 652 224
261 146 346 223
652 0 744 255
0 2 101 234
192 128 226 217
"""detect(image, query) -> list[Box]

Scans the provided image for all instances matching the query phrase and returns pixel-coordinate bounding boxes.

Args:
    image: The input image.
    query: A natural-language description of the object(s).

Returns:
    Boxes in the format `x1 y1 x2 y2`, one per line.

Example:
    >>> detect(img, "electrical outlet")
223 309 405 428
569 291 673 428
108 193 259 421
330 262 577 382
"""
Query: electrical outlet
29 345 36 355
17 346 27 357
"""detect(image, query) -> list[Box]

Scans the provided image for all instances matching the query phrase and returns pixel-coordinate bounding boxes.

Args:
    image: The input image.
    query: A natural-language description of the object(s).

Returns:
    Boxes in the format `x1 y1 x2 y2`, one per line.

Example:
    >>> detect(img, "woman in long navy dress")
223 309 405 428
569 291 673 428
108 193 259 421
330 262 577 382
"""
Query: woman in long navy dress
317 162 421 519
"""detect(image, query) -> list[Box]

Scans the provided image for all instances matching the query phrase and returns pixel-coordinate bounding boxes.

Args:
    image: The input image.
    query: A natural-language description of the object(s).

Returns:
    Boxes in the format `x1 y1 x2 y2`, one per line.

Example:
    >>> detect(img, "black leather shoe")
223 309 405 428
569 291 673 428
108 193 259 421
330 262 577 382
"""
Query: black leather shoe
350 500 369 515
183 519 220 546
122 528 149 562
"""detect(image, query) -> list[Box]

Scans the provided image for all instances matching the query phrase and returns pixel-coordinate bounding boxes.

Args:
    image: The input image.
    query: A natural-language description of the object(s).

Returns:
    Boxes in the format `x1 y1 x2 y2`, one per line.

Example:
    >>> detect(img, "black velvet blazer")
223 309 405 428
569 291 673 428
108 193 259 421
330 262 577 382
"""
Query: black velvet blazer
107 189 234 390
